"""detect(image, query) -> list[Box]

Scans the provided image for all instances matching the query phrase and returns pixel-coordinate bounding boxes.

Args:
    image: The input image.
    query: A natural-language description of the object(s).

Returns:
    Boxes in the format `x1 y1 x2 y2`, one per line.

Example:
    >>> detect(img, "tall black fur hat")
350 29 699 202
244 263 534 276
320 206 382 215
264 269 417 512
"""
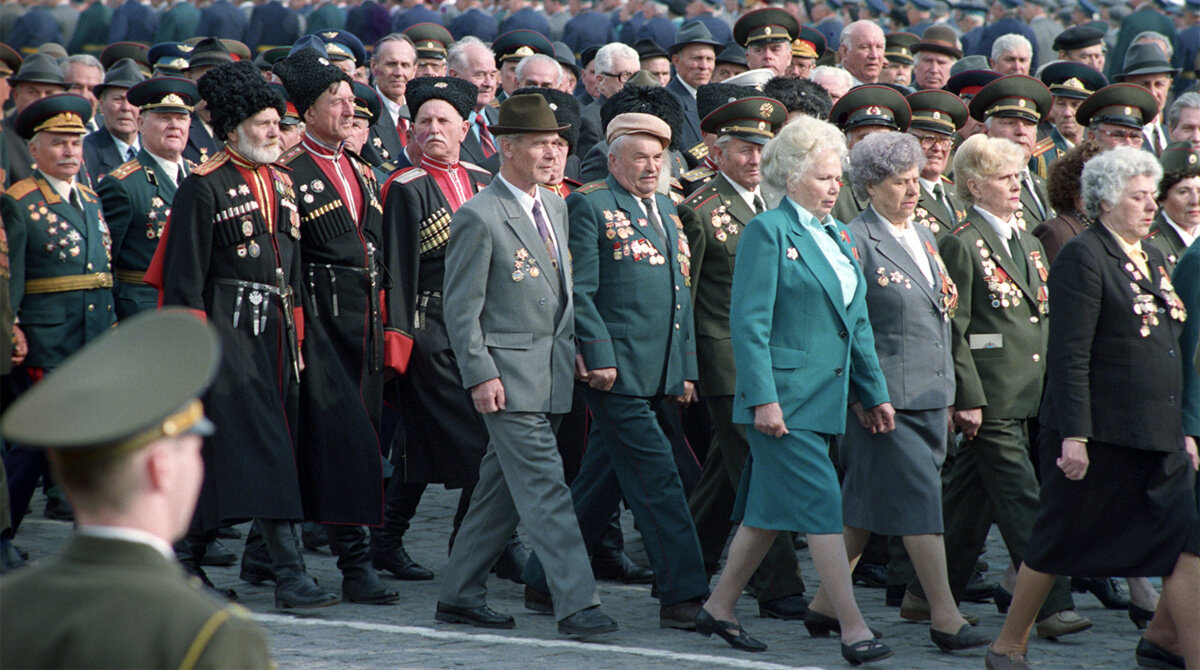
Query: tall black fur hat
405 76 477 121
272 46 352 118
600 85 684 152
513 86 580 150
697 83 757 121
197 61 285 142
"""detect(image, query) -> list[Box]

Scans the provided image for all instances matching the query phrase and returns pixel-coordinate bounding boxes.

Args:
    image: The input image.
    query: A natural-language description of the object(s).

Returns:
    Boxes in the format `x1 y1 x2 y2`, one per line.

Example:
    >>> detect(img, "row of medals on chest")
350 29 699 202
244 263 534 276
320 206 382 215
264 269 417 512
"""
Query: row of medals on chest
30 203 86 262
1129 262 1186 338
975 238 1049 314
604 209 666 264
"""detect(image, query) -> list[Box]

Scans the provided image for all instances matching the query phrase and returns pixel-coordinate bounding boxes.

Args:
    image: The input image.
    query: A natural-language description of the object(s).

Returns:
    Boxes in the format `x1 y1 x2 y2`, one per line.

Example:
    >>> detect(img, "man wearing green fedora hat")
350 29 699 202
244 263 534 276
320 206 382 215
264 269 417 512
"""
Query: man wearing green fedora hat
0 310 272 669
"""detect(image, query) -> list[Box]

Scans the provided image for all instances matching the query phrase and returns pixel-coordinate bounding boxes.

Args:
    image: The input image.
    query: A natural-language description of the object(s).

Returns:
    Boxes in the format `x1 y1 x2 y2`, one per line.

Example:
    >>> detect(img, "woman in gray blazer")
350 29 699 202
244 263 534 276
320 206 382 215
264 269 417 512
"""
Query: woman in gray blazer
841 132 990 653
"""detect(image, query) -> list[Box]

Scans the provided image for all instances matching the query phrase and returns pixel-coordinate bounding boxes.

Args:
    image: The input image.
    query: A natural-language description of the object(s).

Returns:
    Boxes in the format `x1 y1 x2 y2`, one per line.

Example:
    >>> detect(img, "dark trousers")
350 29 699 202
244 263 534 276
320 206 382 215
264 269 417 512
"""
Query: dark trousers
689 395 804 600
522 387 710 606
909 418 1073 617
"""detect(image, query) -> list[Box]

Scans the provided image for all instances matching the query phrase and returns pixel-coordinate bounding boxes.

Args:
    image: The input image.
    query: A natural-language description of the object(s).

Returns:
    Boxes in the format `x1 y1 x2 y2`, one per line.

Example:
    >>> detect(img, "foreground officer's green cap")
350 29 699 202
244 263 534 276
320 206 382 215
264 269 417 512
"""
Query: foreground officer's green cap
0 310 221 457
968 74 1051 124
1161 141 1200 174
831 84 912 133
733 8 799 48
701 96 786 145
1075 83 1158 130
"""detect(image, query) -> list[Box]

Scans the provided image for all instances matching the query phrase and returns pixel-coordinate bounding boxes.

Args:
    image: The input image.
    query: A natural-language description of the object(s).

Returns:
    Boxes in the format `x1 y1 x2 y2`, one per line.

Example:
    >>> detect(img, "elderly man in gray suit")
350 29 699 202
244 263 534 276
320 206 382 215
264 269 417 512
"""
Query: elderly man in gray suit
435 93 618 639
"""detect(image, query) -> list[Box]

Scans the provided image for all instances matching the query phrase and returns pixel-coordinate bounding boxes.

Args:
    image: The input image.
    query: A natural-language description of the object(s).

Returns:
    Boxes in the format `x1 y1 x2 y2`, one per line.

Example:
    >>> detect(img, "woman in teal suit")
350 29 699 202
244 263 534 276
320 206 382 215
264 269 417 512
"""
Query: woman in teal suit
695 115 897 665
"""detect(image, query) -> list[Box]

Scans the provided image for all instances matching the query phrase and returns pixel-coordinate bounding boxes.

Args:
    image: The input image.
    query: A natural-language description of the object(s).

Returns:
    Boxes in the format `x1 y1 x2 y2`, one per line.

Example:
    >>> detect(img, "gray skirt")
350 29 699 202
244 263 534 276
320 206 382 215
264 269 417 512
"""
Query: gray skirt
840 408 947 535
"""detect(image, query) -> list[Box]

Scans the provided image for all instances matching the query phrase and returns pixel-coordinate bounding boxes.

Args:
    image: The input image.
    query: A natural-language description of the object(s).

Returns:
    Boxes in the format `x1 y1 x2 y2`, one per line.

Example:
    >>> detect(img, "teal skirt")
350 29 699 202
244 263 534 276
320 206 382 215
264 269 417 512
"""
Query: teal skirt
733 428 843 534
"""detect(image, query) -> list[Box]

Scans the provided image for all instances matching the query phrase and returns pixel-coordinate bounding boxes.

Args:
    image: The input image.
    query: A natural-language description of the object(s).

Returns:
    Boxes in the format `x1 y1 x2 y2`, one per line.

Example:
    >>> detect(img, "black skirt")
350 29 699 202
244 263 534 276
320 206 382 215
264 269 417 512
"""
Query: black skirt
1025 429 1200 577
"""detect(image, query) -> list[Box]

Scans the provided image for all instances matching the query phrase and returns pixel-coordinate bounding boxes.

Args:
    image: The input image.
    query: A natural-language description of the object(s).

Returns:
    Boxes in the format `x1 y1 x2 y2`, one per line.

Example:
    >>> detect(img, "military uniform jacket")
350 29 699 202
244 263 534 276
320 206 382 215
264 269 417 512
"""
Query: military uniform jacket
83 126 133 185
914 176 962 241
678 172 755 396
849 205 956 410
1019 171 1052 230
281 141 393 525
939 208 1050 419
0 535 271 670
97 149 192 318
831 179 867 227
1040 224 1187 452
183 115 219 166
729 199 889 433
1145 213 1189 274
1 171 115 369
155 148 305 528
569 175 698 397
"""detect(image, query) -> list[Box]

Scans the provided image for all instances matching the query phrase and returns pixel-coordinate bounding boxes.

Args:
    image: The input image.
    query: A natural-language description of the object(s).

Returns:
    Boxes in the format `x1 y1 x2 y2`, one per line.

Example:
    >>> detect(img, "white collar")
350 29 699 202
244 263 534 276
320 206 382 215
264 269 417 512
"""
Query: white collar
497 171 542 212
110 132 140 161
76 526 176 561
724 173 760 209
147 150 184 185
376 85 403 120
41 171 76 203
1161 211 1197 247
919 176 942 194
974 204 1018 241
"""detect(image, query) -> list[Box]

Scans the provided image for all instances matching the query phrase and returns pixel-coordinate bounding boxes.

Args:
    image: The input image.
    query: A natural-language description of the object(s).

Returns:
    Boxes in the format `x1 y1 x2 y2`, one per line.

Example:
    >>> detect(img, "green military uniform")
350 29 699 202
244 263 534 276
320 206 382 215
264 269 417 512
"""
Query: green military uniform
830 84 912 224
98 76 199 319
1146 141 1200 273
0 310 274 669
1031 62 1107 178
907 89 970 241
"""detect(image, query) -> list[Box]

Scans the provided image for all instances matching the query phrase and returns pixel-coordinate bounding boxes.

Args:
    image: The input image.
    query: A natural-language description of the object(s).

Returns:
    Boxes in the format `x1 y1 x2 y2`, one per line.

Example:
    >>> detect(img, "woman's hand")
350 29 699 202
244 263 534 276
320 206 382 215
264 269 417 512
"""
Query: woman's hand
851 402 870 430
754 402 788 437
952 407 983 439
673 381 698 405
867 402 896 434
1185 436 1199 472
1057 439 1089 480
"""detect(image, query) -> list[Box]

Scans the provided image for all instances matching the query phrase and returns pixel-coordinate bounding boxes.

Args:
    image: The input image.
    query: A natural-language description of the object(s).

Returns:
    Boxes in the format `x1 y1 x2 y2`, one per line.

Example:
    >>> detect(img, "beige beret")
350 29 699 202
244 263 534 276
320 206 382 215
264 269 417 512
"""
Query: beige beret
606 112 671 148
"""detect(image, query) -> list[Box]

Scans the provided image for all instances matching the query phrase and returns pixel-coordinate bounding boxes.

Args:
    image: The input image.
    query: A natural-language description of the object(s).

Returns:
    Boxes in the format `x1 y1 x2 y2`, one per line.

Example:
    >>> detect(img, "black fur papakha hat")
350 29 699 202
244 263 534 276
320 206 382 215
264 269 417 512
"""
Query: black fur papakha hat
600 85 685 152
514 85 581 150
697 82 757 122
405 76 477 121
272 46 352 118
198 61 285 141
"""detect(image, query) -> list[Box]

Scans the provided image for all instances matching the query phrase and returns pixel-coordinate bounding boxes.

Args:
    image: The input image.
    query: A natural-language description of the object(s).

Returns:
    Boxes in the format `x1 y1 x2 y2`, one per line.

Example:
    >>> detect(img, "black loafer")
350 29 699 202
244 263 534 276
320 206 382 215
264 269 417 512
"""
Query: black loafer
852 562 888 588
758 593 809 620
524 585 554 614
558 606 618 638
696 609 767 652
592 551 655 584
841 638 893 665
1135 637 1185 669
931 623 991 651
435 602 515 629
372 545 434 581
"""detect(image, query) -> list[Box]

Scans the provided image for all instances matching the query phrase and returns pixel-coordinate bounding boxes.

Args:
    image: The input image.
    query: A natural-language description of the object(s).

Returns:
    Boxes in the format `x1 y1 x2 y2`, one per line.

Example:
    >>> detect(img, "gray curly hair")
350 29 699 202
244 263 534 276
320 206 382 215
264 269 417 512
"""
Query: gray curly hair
848 132 926 201
1080 147 1162 220
761 115 848 208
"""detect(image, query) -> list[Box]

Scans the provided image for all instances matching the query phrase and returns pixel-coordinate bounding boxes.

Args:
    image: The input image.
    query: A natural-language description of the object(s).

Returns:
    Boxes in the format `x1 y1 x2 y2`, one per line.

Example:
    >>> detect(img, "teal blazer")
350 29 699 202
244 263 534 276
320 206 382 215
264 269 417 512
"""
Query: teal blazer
568 175 698 397
730 200 889 434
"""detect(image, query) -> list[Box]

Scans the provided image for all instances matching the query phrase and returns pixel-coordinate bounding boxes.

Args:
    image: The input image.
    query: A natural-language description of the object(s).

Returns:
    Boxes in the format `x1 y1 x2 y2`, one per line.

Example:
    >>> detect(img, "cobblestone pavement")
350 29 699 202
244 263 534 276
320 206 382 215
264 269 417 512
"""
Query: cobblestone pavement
10 486 1157 670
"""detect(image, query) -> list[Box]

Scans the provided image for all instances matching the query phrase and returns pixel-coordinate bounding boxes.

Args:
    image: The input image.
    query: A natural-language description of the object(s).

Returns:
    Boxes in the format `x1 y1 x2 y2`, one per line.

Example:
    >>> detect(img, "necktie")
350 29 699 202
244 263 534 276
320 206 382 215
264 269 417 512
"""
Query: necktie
126 146 137 161
68 188 83 215
532 200 559 271
396 116 409 148
1008 233 1029 283
753 193 766 214
477 118 496 158
933 182 953 221
641 197 668 244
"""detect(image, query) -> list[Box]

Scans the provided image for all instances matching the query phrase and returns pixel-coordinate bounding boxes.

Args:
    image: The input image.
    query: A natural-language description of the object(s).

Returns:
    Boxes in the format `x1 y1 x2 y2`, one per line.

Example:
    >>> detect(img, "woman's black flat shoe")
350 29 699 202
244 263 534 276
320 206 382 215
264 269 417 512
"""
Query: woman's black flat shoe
802 610 882 638
842 638 894 666
994 586 1013 614
1135 637 1184 669
1129 604 1155 630
931 623 991 651
696 609 767 652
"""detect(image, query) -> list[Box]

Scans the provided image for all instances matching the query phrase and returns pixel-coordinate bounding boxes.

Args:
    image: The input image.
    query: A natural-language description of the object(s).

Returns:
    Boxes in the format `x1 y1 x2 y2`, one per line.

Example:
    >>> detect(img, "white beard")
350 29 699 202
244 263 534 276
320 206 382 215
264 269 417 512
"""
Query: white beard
234 128 282 165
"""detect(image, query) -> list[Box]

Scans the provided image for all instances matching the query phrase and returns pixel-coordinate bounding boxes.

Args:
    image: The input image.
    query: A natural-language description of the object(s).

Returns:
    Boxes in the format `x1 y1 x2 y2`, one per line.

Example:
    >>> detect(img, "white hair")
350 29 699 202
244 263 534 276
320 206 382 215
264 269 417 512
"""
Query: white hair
810 65 853 90
515 53 562 83
447 35 490 73
839 20 884 51
991 33 1032 60
761 114 847 208
594 42 638 75
1168 93 1200 132
1080 147 1162 219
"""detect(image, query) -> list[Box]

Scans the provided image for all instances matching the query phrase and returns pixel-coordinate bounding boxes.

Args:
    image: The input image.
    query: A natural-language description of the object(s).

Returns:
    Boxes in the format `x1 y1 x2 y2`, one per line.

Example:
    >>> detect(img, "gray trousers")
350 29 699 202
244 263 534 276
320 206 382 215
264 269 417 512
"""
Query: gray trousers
438 411 599 620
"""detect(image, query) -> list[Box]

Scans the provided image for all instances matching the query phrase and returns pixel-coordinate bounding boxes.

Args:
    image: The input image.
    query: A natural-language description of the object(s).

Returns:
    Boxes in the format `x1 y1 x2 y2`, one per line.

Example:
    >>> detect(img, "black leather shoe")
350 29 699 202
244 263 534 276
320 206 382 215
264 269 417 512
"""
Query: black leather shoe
1130 603 1155 630
274 569 340 609
344 575 400 605
696 609 767 652
758 593 809 620
931 623 991 651
558 606 618 638
524 585 554 614
660 598 703 630
43 496 74 521
841 638 893 665
202 539 237 567
964 570 999 603
372 544 434 581
803 609 882 638
1135 637 1185 669
852 562 888 588
1071 576 1130 610
592 550 654 584
491 540 529 584
435 602 515 629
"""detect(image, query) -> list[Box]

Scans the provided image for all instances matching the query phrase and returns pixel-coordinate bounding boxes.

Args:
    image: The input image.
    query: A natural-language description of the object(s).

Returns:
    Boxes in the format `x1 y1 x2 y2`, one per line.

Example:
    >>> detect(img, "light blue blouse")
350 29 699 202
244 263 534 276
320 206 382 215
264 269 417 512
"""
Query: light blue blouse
786 196 859 308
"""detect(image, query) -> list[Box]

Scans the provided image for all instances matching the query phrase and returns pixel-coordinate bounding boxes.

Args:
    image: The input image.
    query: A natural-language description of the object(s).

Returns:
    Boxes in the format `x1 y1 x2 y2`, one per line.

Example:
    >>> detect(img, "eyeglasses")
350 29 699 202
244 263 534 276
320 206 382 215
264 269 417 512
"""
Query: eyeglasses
599 71 637 83
1096 127 1143 143
914 134 954 150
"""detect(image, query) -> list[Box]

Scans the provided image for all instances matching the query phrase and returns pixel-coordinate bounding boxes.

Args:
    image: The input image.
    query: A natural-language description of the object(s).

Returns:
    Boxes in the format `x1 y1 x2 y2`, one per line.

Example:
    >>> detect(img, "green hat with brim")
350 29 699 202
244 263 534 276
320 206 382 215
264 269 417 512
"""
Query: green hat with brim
1161 140 1200 174
127 76 199 114
906 89 968 135
700 96 786 145
14 92 92 139
1039 60 1107 100
1075 82 1158 130
968 74 1051 123
831 84 913 132
733 8 799 48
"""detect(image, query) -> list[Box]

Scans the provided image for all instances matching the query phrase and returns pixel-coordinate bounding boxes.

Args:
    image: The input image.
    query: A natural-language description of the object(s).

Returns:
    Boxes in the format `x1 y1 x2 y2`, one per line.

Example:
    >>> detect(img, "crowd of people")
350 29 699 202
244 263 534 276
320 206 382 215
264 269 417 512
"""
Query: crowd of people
0 0 1198 668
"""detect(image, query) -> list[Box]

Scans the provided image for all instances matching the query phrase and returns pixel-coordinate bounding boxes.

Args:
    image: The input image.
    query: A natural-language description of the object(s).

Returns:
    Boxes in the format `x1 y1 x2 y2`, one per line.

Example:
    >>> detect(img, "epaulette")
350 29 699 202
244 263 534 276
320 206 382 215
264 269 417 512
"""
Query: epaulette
3 178 38 200
461 160 491 175
393 166 428 185
107 158 143 181
487 98 501 108
78 183 97 197
1031 136 1055 158
686 190 721 209
192 150 230 176
686 142 708 161
670 177 683 191
577 180 609 194
563 177 582 188
279 144 305 164
940 175 953 184
681 166 714 182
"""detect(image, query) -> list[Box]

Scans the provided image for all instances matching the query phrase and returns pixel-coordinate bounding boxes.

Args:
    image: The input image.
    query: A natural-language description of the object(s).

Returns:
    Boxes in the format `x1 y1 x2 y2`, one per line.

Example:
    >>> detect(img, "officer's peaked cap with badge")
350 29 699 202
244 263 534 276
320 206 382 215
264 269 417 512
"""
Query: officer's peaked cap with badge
100 42 150 73
906 89 969 135
697 82 758 121
733 8 799 48
127 76 199 114
0 43 21 78
14 93 92 140
273 44 353 117
793 25 827 60
352 81 382 124
831 84 912 132
187 36 235 70
405 76 478 121
405 22 454 61
488 93 571 135
1075 83 1158 129
1039 60 1107 100
968 74 1051 123
269 82 302 125
198 61 285 141
493 29 555 63
0 310 220 459
701 96 786 145
8 53 65 87
885 32 919 65
148 42 193 76
514 85 580 149
600 84 685 151
1052 23 1105 51
945 67 1000 100
1160 140 1200 176
1115 42 1180 80
313 30 367 67
669 21 722 56
92 58 146 98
